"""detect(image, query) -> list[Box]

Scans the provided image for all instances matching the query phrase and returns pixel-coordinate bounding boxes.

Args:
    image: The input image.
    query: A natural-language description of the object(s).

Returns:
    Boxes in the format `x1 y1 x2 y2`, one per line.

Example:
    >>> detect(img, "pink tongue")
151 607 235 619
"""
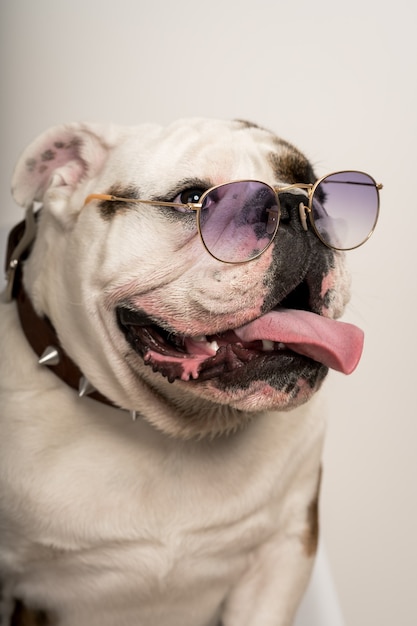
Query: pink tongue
234 309 364 374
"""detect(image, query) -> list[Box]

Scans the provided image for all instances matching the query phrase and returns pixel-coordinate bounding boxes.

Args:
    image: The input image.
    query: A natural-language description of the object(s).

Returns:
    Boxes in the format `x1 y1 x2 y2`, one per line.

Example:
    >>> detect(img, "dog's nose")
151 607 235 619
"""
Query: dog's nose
277 192 308 231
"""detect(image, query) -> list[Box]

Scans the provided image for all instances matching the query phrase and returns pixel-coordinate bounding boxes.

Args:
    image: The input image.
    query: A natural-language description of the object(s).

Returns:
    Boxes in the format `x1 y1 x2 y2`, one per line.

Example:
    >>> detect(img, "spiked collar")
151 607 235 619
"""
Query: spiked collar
5 208 118 411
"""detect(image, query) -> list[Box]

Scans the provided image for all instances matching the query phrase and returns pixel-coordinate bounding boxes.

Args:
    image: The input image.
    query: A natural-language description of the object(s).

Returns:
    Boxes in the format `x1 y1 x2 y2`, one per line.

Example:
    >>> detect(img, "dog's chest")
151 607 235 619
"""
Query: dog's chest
2 396 313 624
31 414 287 559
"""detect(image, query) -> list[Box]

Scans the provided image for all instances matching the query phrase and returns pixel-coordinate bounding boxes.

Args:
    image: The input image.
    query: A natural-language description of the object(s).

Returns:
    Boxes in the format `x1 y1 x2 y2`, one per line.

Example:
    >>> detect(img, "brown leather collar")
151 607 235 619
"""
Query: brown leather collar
5 211 115 408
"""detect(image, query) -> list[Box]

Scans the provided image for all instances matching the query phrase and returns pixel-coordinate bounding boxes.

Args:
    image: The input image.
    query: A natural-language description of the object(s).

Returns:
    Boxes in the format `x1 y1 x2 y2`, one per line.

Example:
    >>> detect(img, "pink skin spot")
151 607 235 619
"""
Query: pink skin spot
320 270 338 314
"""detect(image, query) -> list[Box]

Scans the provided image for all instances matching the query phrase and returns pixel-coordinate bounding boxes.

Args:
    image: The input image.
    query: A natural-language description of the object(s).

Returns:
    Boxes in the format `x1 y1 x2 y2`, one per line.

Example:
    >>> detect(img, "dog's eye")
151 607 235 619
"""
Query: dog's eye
175 188 205 205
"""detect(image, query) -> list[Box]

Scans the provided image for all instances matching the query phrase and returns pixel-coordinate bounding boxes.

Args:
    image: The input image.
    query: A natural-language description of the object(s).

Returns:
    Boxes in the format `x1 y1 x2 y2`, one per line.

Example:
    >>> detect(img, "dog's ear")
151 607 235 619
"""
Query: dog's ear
11 122 120 211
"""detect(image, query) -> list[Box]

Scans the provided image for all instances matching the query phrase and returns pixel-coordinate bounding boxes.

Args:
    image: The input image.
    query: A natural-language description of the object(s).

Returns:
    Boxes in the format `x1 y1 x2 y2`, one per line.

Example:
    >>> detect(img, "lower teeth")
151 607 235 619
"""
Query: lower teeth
262 340 286 351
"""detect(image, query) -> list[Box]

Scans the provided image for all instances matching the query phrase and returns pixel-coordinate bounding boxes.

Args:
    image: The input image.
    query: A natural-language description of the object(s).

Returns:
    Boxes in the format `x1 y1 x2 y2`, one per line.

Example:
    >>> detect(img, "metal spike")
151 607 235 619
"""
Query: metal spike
38 345 60 366
131 410 138 422
78 376 96 398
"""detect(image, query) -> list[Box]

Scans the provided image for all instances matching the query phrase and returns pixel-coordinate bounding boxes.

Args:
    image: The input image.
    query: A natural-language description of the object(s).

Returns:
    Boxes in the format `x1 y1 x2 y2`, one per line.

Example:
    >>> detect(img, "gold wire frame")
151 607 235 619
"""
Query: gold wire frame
84 170 383 262
274 170 383 252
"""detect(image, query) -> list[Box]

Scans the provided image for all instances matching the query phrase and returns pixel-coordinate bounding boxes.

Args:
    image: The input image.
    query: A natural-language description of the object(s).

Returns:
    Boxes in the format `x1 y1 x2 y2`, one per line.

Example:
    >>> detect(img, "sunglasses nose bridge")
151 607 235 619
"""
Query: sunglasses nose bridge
274 189 310 227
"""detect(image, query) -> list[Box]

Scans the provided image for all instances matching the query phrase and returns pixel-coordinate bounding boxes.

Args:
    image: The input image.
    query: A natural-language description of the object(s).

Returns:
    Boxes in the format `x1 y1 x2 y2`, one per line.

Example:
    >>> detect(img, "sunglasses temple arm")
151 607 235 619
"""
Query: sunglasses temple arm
83 194 195 210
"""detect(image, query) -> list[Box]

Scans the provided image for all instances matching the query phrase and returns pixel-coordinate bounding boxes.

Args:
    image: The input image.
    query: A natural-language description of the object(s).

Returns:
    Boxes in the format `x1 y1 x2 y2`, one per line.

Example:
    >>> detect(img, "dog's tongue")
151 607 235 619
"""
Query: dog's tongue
234 309 364 374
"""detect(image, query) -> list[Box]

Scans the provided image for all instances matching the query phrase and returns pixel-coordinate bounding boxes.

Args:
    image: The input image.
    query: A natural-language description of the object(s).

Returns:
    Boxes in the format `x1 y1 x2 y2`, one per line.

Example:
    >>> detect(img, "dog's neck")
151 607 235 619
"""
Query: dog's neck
5 213 115 409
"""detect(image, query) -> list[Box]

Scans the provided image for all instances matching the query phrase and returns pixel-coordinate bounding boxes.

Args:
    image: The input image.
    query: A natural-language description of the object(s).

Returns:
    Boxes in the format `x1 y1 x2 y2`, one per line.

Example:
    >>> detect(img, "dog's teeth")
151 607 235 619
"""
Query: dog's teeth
209 341 219 352
277 342 286 350
78 376 96 398
38 346 60 366
131 410 138 422
262 340 275 352
193 335 207 343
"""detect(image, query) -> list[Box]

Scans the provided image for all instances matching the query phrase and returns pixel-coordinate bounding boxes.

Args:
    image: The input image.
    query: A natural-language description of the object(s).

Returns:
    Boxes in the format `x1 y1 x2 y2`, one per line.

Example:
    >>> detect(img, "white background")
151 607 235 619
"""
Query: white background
1 1 416 625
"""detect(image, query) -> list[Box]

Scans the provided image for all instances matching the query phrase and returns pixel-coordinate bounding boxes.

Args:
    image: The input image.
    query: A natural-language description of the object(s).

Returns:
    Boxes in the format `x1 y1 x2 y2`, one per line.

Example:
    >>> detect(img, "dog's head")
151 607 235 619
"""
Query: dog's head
11 118 364 437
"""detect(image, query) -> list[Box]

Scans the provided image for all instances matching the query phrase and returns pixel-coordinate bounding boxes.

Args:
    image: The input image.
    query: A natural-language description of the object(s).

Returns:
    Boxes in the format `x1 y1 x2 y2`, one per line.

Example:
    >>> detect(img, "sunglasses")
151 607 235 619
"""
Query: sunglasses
84 170 382 264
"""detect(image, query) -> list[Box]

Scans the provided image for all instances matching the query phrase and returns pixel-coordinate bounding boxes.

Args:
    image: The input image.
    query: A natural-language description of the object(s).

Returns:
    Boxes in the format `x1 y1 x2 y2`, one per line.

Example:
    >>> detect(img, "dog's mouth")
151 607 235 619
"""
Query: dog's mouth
116 295 364 384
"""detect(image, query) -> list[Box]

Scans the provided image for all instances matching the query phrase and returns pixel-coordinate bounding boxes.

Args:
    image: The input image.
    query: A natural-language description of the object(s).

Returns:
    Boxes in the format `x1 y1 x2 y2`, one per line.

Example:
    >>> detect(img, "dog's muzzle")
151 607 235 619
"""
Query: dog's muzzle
117 305 364 384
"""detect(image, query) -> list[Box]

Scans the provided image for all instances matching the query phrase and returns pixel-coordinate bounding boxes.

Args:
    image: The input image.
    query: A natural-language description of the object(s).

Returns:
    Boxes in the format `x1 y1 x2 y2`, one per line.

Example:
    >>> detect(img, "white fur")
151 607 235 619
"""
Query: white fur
0 119 343 625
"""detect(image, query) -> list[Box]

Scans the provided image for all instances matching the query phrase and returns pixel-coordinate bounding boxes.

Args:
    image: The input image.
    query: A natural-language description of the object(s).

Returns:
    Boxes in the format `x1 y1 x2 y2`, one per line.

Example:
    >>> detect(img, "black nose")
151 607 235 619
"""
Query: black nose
278 192 306 226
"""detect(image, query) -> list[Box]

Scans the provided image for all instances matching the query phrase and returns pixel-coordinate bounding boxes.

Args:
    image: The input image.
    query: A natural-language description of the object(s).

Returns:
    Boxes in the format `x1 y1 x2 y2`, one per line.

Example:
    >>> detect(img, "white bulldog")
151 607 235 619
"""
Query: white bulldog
0 118 375 626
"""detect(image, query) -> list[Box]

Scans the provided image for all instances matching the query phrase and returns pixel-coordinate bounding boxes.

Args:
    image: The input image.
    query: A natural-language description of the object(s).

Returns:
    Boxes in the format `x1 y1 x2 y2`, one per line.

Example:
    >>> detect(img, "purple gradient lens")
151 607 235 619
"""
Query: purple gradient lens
198 181 280 263
311 171 379 250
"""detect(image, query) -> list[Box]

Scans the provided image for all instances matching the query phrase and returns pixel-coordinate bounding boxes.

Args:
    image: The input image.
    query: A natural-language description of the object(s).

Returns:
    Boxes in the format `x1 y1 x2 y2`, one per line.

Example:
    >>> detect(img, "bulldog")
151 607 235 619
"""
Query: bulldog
0 118 380 626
